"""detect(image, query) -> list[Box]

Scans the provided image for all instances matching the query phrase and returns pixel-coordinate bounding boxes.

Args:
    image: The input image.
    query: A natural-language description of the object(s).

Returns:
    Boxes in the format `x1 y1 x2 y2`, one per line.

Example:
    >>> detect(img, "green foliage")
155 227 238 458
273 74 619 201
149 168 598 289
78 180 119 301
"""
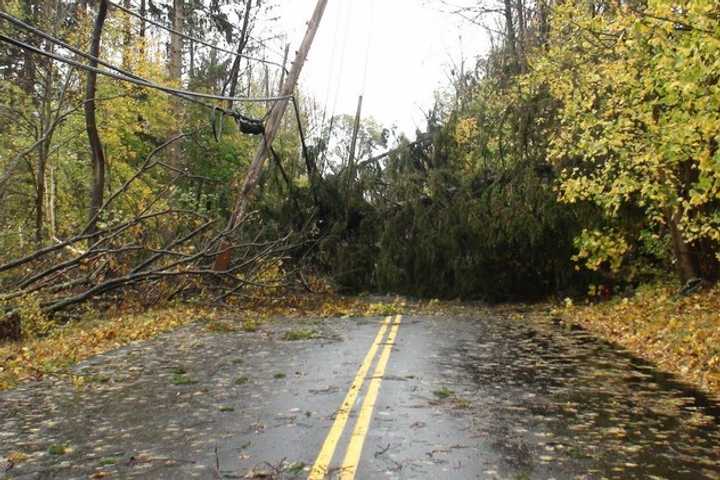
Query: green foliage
12 293 55 339
47 444 67 456
282 329 316 341
170 373 197 385
433 387 454 399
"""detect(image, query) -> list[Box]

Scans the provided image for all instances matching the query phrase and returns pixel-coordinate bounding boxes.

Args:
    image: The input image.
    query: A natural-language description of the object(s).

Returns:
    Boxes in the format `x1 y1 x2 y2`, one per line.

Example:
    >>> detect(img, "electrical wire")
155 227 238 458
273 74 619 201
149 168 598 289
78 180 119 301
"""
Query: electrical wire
320 0 354 169
318 1 344 137
359 0 375 96
0 28 289 105
108 0 287 72
0 9 311 164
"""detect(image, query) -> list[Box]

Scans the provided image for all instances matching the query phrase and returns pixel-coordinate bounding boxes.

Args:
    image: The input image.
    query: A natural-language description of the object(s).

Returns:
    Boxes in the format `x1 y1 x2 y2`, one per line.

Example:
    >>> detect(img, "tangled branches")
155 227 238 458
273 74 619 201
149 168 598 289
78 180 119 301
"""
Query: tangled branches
0 133 306 340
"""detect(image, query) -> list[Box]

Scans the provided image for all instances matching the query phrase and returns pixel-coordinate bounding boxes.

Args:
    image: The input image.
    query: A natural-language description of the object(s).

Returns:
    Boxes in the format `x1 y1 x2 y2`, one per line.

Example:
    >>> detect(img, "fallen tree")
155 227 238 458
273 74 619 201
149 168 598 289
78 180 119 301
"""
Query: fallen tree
0 132 307 340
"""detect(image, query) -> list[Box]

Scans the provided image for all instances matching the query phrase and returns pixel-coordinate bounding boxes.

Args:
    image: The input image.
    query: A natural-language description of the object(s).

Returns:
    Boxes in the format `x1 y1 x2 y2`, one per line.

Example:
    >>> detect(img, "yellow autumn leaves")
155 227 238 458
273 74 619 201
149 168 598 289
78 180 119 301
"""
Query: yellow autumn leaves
524 0 720 272
563 283 720 398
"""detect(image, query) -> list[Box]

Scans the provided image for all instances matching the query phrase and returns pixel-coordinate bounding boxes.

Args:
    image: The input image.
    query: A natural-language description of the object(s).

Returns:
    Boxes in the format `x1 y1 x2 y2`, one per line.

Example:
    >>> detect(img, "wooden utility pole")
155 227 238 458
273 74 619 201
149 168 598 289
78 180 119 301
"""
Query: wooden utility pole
278 44 290 93
344 94 363 209
214 0 329 271
347 94 363 172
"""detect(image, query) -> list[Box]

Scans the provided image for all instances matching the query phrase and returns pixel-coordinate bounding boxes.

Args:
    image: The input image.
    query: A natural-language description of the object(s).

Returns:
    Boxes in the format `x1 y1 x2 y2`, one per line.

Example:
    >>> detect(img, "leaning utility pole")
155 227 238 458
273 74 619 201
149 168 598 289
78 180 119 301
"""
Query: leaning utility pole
344 94 363 208
347 94 363 173
214 0 329 271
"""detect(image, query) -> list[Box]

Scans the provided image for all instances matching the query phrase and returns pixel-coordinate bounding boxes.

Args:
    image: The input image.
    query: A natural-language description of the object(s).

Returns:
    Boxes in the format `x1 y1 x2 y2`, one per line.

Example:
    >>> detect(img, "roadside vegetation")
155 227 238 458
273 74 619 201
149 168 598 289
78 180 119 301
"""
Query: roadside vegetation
557 283 720 398
0 0 719 395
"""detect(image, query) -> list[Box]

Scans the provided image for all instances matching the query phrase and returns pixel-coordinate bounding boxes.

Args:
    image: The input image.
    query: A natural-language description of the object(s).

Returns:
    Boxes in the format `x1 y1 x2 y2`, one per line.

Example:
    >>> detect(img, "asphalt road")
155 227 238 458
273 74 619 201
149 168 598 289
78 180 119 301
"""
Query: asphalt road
2 311 720 479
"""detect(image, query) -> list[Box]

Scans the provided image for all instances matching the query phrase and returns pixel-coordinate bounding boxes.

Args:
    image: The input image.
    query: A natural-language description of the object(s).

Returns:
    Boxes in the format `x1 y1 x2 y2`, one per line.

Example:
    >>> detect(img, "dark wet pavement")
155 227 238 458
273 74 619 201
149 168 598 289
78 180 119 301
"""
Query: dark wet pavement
1 311 720 479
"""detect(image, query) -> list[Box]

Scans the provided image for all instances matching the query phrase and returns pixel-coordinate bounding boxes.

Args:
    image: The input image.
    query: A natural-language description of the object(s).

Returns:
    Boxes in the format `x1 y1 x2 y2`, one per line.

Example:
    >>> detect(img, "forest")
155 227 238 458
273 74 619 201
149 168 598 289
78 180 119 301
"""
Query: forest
0 0 719 344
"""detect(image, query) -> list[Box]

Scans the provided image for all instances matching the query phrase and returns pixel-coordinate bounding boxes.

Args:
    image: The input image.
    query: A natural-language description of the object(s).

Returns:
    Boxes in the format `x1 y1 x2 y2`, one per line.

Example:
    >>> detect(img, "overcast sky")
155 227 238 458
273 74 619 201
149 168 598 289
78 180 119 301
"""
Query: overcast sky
268 1 489 139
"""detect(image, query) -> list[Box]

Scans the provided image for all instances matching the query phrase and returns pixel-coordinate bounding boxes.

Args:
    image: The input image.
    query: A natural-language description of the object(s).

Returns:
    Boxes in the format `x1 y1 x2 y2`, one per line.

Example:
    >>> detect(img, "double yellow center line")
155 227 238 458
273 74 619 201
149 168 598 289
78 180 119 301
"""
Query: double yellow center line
308 315 402 480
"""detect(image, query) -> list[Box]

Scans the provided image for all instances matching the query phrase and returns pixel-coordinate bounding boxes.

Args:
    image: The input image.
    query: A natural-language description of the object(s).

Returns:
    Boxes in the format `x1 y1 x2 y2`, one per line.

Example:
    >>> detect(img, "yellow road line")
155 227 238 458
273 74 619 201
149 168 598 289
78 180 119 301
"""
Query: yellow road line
339 315 402 480
308 316 393 480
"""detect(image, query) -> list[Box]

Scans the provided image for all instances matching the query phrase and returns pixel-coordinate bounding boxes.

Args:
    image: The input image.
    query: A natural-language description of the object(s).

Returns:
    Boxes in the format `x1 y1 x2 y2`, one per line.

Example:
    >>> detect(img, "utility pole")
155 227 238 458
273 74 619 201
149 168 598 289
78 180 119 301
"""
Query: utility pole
347 94 363 173
278 44 290 93
214 0 329 271
344 94 363 209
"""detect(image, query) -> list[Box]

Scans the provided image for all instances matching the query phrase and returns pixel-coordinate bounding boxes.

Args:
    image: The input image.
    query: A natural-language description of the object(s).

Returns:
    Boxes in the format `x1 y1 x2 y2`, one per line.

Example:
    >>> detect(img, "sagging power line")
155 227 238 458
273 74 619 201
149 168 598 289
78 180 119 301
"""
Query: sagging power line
0 9 274 134
0 8 317 149
108 0 288 72
0 33 287 105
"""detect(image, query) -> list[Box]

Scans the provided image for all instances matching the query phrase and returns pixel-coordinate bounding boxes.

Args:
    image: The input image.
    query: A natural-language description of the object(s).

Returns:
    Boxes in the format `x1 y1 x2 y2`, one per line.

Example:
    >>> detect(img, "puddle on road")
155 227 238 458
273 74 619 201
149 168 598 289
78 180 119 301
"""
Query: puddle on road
443 316 720 480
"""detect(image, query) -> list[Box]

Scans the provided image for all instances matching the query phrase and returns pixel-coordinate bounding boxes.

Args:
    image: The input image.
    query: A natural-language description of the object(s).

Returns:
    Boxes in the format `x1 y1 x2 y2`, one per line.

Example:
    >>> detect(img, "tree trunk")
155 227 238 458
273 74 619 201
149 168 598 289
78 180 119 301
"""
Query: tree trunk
20 1 37 97
168 0 184 81
35 51 56 246
139 0 146 56
515 0 527 71
667 210 701 283
47 164 56 239
85 0 109 236
538 0 550 47
189 40 195 79
503 0 519 73
226 0 253 110
168 0 185 167
35 141 48 246
122 0 132 69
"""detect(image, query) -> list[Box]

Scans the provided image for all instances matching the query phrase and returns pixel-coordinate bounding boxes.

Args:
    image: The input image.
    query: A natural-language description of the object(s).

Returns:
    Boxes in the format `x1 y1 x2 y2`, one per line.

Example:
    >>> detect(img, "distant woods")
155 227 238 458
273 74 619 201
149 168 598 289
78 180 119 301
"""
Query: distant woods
1 0 719 339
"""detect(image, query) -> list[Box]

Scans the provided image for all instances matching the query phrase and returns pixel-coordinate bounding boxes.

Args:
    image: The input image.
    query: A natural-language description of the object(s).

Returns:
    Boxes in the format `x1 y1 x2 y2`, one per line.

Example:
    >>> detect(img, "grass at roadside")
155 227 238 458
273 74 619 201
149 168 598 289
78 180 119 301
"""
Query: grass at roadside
556 283 720 398
0 293 426 391
0 306 214 390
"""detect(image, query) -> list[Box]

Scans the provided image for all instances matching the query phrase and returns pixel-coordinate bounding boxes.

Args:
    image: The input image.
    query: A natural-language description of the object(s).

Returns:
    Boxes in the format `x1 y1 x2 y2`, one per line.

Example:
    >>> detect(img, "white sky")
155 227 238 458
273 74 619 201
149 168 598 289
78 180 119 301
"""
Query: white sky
269 1 489 139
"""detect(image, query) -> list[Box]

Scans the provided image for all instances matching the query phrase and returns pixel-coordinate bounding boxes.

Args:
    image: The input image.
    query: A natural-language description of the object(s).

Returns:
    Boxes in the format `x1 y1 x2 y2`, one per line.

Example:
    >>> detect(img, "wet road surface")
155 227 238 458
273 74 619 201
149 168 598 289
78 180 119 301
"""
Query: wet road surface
1 311 720 479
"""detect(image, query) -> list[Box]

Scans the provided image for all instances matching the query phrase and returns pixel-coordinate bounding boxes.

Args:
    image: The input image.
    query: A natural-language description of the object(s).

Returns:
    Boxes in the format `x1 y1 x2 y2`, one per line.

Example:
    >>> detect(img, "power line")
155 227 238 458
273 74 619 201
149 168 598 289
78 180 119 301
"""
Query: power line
0 26 290 105
360 0 375 95
108 1 287 72
320 1 354 170
318 1 345 137
0 10 313 168
0 8 278 135
0 10 245 122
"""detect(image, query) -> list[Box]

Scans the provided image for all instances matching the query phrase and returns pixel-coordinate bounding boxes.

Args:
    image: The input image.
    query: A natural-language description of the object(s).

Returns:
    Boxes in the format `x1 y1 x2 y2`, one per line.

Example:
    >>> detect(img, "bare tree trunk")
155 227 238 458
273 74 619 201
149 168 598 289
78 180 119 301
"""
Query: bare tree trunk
85 0 109 236
35 140 48 246
168 0 184 80
226 0 253 110
189 40 195 79
35 52 56 246
246 67 252 96
47 164 56 239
